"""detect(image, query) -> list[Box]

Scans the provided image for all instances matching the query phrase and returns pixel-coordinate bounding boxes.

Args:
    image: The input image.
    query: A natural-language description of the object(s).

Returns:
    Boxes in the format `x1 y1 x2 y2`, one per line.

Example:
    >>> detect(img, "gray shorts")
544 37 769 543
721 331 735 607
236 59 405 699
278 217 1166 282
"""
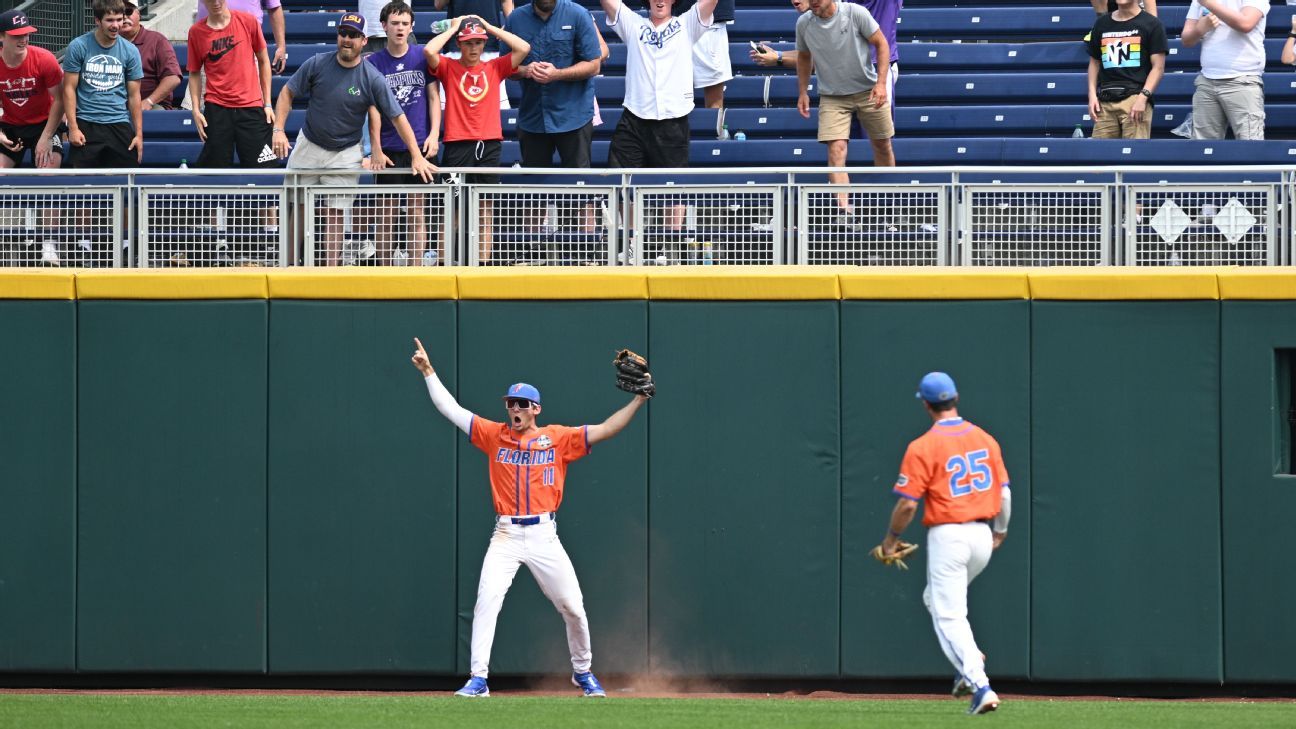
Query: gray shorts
1191 74 1265 141
287 132 364 210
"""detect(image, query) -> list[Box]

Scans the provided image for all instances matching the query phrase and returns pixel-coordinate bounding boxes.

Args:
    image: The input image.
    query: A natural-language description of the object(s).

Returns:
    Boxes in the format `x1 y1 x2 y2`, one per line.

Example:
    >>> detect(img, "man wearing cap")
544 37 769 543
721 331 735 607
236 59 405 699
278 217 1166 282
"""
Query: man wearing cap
121 1 180 110
62 0 144 169
409 337 648 699
0 8 66 265
271 11 436 266
435 0 515 108
879 372 1011 716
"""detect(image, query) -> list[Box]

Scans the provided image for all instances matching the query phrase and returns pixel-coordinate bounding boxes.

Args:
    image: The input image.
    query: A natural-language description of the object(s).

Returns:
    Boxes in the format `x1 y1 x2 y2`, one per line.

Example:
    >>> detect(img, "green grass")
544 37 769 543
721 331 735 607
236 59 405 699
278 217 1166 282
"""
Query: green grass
0 694 1293 729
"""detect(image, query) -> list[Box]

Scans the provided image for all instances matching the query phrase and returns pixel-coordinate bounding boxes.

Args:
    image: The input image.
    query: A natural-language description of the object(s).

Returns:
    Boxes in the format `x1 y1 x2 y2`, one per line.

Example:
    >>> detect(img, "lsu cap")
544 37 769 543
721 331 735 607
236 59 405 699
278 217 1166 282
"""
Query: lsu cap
502 382 541 404
916 372 958 404
337 12 366 34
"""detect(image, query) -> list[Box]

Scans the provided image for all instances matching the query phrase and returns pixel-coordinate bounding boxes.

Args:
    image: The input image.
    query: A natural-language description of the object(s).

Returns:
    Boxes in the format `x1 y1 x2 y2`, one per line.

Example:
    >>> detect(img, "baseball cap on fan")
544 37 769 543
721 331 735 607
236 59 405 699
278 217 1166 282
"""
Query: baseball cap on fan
502 382 541 404
915 372 958 404
337 12 366 34
0 9 38 35
458 18 488 41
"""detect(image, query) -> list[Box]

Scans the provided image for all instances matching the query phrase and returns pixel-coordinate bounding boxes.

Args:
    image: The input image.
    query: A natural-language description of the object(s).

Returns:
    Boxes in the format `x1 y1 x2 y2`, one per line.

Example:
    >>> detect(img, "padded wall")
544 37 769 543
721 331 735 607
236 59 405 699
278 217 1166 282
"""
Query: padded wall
1031 302 1221 682
840 301 1031 679
455 301 650 675
647 301 841 677
0 302 76 670
267 301 458 673
77 301 268 672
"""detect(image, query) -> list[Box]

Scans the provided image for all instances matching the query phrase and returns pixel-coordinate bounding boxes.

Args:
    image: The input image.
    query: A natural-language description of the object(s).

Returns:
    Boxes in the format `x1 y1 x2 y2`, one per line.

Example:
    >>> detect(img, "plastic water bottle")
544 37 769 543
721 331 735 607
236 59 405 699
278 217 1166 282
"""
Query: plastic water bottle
733 131 747 141
718 124 730 141
1071 124 1084 139
423 249 438 266
178 158 188 169
701 241 714 265
431 19 451 34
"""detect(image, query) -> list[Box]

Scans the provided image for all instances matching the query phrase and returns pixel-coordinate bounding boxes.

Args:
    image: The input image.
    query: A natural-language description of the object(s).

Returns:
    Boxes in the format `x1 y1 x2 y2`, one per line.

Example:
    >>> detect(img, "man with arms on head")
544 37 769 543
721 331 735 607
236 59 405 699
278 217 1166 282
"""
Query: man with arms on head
272 12 436 266
796 0 893 221
121 1 180 110
0 8 66 265
1181 0 1269 140
425 15 530 264
436 0 515 108
410 338 651 699
877 372 1011 716
1086 0 1167 139
367 0 442 266
63 0 143 169
188 0 276 167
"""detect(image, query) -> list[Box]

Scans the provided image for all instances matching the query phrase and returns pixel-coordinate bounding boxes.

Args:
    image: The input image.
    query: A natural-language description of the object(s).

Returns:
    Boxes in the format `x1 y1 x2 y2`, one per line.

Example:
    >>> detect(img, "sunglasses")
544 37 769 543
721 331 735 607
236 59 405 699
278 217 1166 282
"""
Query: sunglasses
505 398 534 410
338 29 364 39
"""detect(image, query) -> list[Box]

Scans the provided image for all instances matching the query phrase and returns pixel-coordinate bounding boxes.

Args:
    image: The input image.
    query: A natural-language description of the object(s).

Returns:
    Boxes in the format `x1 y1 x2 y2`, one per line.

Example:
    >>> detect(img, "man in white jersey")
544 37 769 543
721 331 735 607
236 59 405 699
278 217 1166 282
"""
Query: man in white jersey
600 0 717 168
1181 0 1269 140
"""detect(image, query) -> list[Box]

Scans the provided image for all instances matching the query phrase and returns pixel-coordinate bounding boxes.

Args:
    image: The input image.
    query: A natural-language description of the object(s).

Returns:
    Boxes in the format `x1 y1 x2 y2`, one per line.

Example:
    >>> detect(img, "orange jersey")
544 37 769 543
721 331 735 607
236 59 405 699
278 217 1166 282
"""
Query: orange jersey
470 417 591 516
892 418 1009 527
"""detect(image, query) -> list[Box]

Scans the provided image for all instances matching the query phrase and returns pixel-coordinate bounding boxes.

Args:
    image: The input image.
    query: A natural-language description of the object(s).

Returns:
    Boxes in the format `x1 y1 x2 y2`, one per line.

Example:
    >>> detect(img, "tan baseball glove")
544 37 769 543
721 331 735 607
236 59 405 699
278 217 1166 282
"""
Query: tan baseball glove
871 541 920 570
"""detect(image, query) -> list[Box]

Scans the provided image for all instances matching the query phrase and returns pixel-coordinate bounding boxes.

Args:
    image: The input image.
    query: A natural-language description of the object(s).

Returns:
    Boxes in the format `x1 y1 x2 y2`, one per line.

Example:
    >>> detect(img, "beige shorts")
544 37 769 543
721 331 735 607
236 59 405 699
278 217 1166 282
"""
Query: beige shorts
287 132 364 210
1092 95 1152 140
818 91 894 142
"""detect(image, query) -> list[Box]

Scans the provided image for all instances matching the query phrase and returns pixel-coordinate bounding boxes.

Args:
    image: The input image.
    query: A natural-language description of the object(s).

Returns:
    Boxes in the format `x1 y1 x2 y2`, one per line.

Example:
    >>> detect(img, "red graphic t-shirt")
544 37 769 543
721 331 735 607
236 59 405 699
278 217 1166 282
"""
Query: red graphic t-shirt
187 10 268 109
0 45 62 126
433 54 513 143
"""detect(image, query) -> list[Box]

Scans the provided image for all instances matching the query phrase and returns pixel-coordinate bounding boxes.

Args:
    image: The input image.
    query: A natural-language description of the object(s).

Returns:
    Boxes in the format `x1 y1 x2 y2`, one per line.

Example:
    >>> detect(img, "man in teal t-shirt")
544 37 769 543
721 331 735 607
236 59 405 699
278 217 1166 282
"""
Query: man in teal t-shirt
62 0 143 168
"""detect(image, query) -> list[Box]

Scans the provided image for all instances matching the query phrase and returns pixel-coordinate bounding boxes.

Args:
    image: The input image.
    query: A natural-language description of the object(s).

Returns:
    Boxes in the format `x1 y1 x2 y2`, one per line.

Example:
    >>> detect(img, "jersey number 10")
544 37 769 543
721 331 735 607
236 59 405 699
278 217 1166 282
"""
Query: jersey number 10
945 449 991 497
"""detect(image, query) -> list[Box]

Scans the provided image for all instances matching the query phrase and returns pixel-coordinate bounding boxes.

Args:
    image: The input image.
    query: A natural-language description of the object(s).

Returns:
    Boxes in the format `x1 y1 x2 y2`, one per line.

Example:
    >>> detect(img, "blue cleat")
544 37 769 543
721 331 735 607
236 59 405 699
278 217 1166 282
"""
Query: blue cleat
571 671 606 697
454 676 490 697
968 686 1000 715
952 675 973 698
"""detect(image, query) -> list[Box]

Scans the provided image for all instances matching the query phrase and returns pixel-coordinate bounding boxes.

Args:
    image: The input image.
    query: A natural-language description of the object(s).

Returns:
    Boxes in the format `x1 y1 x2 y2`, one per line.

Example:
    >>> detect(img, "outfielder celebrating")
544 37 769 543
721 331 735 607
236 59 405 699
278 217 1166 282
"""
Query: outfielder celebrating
876 372 1011 716
411 339 653 698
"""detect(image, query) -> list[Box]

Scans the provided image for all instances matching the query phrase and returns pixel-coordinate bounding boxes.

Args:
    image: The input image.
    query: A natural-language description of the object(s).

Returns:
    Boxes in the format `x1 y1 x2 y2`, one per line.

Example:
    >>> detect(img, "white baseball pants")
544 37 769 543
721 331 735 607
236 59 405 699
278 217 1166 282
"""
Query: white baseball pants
468 519 592 678
923 521 994 690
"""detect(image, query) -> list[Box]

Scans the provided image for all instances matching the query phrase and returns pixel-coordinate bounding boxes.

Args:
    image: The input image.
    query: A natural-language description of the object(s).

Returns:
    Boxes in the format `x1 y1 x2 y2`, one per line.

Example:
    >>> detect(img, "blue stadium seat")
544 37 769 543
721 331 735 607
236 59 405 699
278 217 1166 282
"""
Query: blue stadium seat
143 110 307 140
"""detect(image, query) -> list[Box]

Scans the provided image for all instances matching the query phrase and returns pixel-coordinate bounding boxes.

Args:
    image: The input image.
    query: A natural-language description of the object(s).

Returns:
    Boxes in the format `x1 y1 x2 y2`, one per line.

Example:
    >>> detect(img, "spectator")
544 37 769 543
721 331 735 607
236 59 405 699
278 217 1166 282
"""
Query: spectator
601 0 718 169
359 0 404 54
1181 0 1269 140
426 15 530 263
436 0 515 107
121 1 180 110
63 0 143 169
1281 14 1296 65
187 0 276 167
195 0 286 73
1086 0 1166 139
675 0 735 108
0 9 66 266
367 0 442 265
796 0 893 219
505 0 602 168
272 12 436 266
1092 0 1157 16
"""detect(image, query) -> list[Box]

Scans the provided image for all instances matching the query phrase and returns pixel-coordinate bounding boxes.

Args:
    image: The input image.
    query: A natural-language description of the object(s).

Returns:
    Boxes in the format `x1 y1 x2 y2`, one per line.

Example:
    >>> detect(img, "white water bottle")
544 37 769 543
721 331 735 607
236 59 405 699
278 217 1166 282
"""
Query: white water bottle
178 158 189 169
718 124 730 141
1071 124 1084 139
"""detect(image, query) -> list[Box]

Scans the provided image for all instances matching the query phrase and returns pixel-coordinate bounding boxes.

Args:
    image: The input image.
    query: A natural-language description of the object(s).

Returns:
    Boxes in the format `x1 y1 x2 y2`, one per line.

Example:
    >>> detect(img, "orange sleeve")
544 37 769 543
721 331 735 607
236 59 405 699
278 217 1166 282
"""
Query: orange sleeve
893 442 929 501
469 416 503 454
556 425 591 463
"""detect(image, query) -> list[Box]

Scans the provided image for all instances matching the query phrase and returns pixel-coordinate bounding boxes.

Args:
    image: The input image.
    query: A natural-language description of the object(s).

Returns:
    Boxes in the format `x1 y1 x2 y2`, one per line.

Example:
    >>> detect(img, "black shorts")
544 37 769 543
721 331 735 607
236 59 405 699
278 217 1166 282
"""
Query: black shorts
519 122 593 168
68 120 135 169
439 140 502 184
607 111 689 168
0 121 63 166
376 149 433 185
195 103 277 169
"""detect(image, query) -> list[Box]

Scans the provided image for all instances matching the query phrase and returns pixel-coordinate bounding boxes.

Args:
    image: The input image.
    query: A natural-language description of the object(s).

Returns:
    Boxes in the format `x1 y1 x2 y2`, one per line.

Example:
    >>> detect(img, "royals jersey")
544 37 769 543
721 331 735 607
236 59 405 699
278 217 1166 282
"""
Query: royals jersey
892 418 1008 527
470 417 591 516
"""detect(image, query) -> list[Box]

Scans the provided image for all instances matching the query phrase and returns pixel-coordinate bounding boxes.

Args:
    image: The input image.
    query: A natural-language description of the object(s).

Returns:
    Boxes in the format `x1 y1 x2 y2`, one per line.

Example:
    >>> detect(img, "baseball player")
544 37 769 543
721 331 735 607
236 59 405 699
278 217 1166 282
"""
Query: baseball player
410 338 650 698
876 372 1011 716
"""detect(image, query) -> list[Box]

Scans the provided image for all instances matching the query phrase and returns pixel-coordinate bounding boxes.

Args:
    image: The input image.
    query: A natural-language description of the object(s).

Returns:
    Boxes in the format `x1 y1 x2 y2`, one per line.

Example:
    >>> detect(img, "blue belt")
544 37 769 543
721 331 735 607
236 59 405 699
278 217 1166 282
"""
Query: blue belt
501 512 555 526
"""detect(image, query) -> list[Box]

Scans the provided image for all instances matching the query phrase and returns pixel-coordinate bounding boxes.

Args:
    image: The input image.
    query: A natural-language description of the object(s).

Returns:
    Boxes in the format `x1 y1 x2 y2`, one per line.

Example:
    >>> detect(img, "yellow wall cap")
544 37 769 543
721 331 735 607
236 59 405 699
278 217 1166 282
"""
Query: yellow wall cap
1216 269 1296 300
456 268 648 299
0 270 76 300
646 266 842 300
75 270 269 299
1028 268 1220 300
266 268 458 299
840 268 1030 299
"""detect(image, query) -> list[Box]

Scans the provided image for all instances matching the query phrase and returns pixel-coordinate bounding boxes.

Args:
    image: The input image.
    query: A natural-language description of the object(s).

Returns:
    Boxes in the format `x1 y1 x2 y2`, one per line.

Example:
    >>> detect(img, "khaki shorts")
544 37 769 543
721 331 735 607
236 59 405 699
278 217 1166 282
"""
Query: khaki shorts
818 91 894 142
287 132 364 210
1092 95 1152 140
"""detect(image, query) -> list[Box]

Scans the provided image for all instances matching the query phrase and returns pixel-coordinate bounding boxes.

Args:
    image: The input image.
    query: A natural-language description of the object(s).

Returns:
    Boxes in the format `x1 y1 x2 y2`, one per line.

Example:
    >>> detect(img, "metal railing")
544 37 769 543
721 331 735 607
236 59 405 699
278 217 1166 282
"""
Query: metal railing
0 166 1290 268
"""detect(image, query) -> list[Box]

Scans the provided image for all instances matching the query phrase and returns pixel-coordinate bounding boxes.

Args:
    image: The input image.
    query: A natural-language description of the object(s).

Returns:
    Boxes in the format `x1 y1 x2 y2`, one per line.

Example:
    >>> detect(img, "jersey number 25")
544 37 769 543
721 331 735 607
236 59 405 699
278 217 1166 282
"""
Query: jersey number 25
945 449 991 497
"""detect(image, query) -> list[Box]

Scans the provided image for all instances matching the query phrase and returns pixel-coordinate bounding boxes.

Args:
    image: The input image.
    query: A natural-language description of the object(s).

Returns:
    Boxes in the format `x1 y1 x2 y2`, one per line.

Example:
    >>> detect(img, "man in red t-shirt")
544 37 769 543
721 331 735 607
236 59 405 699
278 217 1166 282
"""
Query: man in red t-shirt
187 0 276 168
426 16 529 263
0 9 66 265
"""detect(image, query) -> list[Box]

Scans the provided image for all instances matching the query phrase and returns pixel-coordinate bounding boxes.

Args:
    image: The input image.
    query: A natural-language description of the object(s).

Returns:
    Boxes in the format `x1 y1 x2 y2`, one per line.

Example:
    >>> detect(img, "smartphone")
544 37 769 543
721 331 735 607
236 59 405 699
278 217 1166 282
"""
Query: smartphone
750 41 765 53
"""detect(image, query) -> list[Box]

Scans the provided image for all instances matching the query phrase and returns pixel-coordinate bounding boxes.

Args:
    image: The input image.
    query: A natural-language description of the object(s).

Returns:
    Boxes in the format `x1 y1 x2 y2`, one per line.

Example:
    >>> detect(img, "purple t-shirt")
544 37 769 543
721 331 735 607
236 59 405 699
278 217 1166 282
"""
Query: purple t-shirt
366 45 431 148
859 0 900 65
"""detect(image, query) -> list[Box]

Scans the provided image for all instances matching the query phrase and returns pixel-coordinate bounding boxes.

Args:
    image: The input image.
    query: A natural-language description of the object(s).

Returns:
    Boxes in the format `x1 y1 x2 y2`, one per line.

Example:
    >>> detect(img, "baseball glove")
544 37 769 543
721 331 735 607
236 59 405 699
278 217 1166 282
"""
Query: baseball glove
613 348 655 398
871 541 920 570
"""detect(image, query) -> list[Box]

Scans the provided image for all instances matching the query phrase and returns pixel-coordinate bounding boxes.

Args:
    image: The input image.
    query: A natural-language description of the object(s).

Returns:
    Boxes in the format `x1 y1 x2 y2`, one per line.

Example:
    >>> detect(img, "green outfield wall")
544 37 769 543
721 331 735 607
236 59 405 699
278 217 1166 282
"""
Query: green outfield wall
0 268 1292 683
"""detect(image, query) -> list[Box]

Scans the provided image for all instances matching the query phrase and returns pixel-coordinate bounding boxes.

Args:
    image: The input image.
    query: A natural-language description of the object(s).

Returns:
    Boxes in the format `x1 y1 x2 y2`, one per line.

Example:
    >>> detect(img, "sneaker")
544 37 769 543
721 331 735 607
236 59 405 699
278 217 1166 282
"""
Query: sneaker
392 249 409 267
359 238 376 261
571 671 606 697
40 241 60 267
454 676 489 697
968 686 999 715
952 675 972 698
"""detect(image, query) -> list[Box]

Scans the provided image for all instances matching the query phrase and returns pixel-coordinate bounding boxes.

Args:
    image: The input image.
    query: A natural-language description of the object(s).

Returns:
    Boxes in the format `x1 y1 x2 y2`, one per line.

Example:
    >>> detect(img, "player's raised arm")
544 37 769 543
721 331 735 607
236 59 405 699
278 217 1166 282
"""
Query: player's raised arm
412 337 473 433
586 395 647 445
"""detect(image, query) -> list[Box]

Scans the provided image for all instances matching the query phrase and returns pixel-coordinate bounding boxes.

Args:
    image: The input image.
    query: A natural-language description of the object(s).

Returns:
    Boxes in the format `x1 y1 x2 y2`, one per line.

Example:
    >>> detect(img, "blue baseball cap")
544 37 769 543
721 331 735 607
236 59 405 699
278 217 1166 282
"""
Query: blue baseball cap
916 372 958 404
502 382 541 404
